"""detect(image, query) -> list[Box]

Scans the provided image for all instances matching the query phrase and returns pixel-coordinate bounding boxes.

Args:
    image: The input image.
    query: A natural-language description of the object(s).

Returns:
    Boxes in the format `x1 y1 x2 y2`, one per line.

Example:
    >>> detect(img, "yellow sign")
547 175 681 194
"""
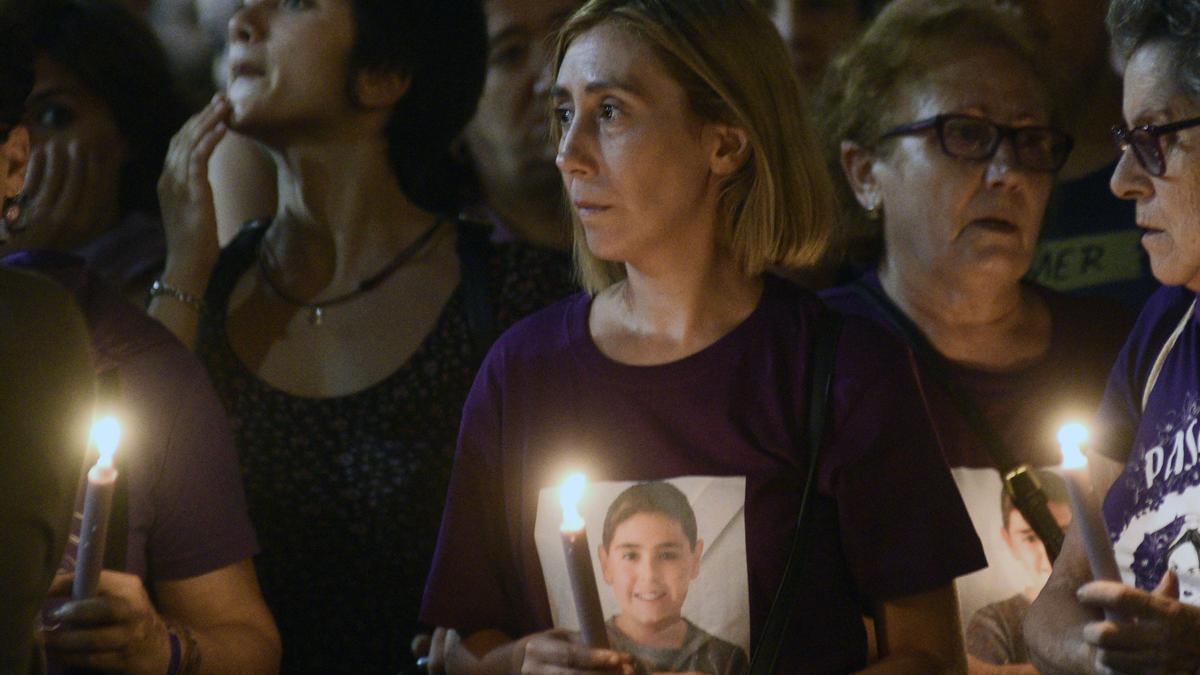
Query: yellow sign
1028 230 1145 291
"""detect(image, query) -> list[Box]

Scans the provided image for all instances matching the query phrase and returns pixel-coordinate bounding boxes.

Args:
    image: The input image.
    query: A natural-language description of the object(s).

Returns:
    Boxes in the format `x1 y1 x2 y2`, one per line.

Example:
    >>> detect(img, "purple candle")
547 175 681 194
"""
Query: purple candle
1058 423 1121 620
73 416 121 601
559 473 609 648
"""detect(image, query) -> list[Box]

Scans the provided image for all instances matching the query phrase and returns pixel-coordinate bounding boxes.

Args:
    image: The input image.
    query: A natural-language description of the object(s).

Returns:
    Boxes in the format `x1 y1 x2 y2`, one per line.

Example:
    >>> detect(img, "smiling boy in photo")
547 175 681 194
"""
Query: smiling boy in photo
598 481 748 675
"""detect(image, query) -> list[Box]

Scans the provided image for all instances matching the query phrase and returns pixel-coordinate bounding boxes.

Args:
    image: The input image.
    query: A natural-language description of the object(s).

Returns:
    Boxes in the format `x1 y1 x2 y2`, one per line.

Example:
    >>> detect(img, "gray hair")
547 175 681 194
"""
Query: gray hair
1109 0 1200 97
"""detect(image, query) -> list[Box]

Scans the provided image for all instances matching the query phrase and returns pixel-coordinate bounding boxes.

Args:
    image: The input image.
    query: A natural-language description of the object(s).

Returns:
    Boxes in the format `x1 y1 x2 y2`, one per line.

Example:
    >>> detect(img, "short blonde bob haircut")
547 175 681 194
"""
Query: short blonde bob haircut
551 0 836 294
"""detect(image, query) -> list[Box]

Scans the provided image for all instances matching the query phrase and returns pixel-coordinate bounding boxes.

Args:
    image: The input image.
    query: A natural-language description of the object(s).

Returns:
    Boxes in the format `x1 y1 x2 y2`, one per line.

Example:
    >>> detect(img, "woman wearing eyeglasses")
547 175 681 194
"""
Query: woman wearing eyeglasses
1025 1 1200 672
816 0 1134 669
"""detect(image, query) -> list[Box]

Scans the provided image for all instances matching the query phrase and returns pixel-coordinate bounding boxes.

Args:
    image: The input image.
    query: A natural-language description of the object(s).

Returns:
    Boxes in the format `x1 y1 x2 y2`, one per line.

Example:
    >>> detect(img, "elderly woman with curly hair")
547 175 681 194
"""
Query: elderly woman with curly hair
816 0 1134 670
1026 1 1200 672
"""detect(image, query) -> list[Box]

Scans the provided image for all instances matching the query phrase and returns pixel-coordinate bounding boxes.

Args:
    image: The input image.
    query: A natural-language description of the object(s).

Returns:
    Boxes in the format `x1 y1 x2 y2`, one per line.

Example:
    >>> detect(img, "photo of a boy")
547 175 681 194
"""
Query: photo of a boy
598 481 749 675
966 469 1072 667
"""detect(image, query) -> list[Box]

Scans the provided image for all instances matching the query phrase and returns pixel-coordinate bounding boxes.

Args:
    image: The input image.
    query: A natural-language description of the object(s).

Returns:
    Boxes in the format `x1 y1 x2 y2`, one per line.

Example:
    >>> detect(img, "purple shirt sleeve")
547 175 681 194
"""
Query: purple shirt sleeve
126 341 259 581
1094 286 1194 463
827 319 987 600
420 356 519 636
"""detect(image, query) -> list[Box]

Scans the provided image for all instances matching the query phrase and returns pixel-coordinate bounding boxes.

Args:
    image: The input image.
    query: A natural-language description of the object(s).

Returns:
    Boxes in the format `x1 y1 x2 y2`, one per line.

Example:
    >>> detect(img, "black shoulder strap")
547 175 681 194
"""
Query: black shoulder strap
454 219 498 359
749 310 842 675
848 279 1063 562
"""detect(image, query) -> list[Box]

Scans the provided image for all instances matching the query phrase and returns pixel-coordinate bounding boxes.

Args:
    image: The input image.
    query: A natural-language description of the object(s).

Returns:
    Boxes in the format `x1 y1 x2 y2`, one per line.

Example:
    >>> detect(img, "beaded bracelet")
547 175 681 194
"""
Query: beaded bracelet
148 279 205 314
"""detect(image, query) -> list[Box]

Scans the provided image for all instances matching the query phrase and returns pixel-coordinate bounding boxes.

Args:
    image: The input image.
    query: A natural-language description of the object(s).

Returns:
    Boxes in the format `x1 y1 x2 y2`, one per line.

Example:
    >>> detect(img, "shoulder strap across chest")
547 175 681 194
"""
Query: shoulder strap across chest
1142 298 1197 412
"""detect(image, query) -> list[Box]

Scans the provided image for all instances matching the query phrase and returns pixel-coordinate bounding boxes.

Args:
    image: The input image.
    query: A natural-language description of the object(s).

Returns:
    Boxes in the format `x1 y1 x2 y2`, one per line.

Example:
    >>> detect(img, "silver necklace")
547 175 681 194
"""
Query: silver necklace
256 218 444 326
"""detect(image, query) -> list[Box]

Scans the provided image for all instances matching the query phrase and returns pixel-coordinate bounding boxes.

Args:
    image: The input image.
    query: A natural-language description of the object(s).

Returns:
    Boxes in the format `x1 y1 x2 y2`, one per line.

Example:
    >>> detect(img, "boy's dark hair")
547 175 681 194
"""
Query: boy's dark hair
602 481 698 550
347 0 488 215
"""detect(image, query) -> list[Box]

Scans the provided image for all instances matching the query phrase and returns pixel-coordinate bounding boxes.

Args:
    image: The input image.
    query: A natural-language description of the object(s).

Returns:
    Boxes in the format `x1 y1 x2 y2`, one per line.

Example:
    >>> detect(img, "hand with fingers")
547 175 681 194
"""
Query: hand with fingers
17 135 115 250
518 630 635 675
1077 571 1200 674
157 92 231 288
419 627 465 674
40 570 176 675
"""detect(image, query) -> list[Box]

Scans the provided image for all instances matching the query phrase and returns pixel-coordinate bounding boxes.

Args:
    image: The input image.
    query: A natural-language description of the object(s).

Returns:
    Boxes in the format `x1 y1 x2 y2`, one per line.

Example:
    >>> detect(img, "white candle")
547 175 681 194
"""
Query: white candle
1058 423 1121 620
559 473 608 648
73 416 121 600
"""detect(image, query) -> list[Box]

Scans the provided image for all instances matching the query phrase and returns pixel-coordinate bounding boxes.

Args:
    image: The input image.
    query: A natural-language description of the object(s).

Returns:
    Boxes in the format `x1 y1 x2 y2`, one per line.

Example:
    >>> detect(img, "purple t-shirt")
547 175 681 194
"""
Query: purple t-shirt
71 210 165 300
421 276 984 673
821 275 1132 471
1096 284 1200 602
2 252 258 583
821 275 1131 658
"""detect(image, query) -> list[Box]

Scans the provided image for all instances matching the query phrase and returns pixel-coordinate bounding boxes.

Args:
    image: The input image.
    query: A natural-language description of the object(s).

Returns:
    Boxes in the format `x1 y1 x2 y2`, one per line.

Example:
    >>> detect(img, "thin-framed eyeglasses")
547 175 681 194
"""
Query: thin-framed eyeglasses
1111 116 1200 177
877 113 1073 173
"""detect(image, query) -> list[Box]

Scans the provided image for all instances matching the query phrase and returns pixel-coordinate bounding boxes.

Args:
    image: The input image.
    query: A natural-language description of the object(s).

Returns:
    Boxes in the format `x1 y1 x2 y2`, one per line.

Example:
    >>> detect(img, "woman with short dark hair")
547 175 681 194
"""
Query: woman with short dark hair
4 0 188 301
149 0 574 671
0 6 279 673
1026 1 1200 672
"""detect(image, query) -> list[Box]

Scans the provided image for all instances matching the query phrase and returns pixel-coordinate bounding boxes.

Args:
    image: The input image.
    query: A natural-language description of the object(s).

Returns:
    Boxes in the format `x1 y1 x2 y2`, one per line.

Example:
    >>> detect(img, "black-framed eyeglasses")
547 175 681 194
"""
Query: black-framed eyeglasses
1111 116 1200 177
878 113 1073 173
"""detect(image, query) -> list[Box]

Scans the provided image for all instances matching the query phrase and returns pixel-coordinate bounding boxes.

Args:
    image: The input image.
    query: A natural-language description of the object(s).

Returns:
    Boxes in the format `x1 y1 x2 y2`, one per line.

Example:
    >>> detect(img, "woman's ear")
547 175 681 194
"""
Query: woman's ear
1 126 29 200
840 139 881 212
707 123 751 177
353 69 412 110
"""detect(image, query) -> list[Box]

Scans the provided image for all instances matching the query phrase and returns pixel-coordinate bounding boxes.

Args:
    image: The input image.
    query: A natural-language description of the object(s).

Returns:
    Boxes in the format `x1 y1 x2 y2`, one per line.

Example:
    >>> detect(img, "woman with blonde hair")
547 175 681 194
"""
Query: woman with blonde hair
420 0 986 672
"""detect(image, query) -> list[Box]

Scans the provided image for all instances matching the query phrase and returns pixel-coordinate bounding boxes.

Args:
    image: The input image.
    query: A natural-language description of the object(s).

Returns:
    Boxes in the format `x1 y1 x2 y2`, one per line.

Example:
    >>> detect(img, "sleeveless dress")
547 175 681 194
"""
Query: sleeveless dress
195 220 574 673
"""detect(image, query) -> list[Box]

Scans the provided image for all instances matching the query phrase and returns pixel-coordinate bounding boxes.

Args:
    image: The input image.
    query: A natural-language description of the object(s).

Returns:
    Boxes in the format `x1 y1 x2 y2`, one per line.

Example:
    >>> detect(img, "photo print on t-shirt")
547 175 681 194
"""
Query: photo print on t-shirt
1106 390 1200 605
952 467 1072 666
534 475 750 675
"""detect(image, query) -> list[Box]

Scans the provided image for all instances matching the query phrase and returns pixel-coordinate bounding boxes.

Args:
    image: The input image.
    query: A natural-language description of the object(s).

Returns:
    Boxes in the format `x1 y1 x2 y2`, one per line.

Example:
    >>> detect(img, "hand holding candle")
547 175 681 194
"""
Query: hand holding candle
73 416 121 600
559 473 609 648
1058 422 1122 619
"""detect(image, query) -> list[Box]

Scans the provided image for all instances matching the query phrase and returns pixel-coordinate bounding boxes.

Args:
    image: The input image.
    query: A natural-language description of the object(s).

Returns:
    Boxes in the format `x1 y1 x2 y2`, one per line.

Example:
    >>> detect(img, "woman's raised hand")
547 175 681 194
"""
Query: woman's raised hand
18 136 114 250
157 93 230 291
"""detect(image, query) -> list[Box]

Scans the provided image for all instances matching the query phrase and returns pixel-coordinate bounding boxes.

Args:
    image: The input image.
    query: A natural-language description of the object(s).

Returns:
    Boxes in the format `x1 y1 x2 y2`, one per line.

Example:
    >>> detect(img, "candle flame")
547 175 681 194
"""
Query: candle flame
91 416 121 468
559 472 586 533
1058 422 1089 470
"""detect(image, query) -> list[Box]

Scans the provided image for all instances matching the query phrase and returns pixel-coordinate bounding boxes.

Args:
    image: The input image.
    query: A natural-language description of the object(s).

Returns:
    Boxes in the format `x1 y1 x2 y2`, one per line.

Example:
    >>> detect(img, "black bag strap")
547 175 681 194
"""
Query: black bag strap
748 311 842 675
848 279 1063 562
454 219 498 360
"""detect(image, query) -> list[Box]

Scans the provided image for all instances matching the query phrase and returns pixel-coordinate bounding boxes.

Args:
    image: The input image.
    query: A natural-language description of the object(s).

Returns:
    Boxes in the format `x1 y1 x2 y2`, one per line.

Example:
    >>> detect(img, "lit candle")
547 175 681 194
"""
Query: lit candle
559 473 608 648
1058 422 1121 619
73 416 121 600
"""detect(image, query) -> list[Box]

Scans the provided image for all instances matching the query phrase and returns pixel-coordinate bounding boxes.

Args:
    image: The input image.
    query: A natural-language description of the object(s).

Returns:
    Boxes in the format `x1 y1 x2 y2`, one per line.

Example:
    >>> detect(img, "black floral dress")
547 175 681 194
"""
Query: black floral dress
195 220 574 673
